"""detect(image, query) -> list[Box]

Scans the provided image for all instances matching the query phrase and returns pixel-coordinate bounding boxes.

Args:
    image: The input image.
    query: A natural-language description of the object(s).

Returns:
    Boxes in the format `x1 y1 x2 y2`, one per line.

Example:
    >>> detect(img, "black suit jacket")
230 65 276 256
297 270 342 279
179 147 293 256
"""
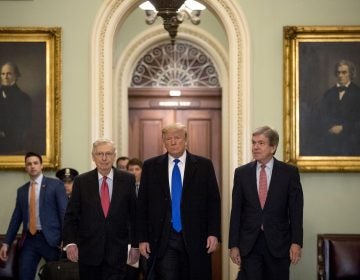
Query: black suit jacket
137 151 221 278
63 168 136 267
228 158 303 258
317 82 360 155
0 84 31 154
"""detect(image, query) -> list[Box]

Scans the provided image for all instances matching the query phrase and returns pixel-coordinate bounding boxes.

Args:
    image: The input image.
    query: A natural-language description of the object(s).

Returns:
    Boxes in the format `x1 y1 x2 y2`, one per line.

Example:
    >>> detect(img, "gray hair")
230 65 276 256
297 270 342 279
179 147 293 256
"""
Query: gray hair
335 59 356 80
92 138 116 154
1 62 21 79
252 126 279 154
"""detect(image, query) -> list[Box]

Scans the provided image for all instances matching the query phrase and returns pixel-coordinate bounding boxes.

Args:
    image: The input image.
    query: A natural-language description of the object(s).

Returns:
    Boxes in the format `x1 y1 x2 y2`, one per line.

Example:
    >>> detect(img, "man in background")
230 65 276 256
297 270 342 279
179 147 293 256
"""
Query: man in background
0 152 68 280
116 156 130 171
229 126 303 280
0 62 31 154
56 167 79 198
137 123 221 280
125 158 143 280
127 158 142 197
63 139 138 280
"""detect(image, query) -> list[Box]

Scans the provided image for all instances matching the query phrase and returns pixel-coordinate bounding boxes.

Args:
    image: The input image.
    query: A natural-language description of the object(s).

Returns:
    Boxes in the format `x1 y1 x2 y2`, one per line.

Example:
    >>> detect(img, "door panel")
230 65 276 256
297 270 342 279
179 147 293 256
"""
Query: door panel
129 109 174 160
176 109 221 184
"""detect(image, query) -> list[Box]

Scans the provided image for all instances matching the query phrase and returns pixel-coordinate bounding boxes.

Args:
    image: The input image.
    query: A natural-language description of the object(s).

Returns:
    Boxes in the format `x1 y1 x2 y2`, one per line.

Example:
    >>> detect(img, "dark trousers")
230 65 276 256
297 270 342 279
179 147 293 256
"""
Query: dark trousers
19 231 60 280
237 232 290 280
79 260 126 280
154 229 189 280
125 265 140 280
125 255 147 280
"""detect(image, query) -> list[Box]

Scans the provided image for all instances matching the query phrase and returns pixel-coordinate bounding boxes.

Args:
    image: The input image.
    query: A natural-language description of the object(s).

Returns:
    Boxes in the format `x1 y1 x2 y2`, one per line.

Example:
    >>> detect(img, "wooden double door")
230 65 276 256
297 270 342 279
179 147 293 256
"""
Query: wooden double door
128 87 222 280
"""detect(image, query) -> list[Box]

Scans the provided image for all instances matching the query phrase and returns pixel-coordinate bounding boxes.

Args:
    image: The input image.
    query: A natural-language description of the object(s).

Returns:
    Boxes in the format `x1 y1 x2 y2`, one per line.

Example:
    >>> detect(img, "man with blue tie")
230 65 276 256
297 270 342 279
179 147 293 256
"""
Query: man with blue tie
0 152 68 280
137 123 221 280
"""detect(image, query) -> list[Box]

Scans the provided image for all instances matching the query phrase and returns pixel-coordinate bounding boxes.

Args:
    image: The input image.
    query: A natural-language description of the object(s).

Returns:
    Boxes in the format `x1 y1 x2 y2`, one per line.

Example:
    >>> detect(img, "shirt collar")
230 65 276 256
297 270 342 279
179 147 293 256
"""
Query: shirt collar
257 157 274 170
168 150 187 165
98 168 114 180
32 174 43 186
337 81 351 88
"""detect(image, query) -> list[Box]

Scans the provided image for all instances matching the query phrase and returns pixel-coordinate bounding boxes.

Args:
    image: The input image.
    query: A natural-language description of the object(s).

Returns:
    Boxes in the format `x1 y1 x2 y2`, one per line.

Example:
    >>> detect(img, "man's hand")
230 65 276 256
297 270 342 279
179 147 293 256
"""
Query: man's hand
329 125 343 134
139 242 151 259
0 244 9 261
66 244 79 262
206 236 219 253
229 247 241 268
289 243 302 265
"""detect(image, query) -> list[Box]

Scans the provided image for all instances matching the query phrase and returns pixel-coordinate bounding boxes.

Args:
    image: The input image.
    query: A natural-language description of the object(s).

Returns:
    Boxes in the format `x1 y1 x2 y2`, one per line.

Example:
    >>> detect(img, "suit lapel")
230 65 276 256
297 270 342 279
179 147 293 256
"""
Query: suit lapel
109 168 122 216
248 161 262 209
39 177 47 211
24 182 31 226
183 152 197 193
157 154 171 198
89 169 105 218
266 158 280 205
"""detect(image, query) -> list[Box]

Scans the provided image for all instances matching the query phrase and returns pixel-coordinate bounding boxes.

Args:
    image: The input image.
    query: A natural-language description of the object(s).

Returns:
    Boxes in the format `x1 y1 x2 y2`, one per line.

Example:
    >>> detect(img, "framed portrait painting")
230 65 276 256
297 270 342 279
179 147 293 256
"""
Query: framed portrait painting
283 26 360 172
0 27 61 169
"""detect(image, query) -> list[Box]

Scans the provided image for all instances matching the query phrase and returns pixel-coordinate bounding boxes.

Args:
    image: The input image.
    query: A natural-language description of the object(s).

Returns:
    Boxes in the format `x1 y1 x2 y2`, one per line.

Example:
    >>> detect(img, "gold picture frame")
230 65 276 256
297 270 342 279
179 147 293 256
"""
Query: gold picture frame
283 26 360 172
0 27 61 169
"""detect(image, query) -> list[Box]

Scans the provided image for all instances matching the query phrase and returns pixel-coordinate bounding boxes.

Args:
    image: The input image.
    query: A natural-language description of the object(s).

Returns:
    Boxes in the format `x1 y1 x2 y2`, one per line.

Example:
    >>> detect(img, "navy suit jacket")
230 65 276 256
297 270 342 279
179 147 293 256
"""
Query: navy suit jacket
4 176 68 248
228 158 303 258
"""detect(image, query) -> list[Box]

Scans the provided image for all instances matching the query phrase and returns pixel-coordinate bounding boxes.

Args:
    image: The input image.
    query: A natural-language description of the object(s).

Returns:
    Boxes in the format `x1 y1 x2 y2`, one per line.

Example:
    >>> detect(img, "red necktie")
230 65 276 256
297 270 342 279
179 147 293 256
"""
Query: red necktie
29 181 37 235
101 176 110 217
259 164 268 209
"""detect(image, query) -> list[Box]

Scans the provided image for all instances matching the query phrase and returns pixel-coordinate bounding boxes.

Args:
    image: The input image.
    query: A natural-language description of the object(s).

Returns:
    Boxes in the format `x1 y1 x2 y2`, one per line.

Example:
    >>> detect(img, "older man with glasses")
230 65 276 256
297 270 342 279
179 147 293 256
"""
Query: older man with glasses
63 139 138 280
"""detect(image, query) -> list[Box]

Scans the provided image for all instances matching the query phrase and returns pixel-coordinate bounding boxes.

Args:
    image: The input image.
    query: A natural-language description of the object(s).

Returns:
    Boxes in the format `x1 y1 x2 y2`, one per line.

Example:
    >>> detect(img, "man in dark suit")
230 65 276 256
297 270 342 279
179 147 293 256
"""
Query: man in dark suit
137 123 221 280
63 139 138 280
0 152 68 280
317 59 360 156
228 126 303 280
0 62 31 154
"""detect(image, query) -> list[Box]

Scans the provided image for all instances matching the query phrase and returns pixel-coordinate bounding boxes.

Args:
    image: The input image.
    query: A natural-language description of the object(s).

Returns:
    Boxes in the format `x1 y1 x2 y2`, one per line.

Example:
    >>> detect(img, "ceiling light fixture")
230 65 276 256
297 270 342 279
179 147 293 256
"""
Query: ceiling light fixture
139 0 206 45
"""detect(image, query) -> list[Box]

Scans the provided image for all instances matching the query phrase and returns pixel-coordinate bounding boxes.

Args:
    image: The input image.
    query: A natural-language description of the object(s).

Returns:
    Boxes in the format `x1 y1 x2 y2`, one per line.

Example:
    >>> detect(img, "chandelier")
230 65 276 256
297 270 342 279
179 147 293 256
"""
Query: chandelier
139 0 206 45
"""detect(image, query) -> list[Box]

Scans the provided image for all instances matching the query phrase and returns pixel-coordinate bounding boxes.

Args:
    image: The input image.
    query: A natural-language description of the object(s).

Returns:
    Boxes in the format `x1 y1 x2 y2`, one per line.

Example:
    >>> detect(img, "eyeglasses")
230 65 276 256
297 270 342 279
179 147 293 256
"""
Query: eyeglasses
94 152 115 158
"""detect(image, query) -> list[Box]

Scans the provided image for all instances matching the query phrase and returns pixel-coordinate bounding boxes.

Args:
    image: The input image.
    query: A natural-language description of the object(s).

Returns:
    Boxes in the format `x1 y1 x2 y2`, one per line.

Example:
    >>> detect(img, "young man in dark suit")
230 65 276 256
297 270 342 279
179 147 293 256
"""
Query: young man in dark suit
0 152 68 280
228 126 303 280
63 139 138 280
137 123 221 280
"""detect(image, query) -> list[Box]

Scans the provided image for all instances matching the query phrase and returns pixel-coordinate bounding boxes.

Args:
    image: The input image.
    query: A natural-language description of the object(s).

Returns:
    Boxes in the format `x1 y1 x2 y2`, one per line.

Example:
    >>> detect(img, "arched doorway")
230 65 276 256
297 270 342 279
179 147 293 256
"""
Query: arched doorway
91 1 251 278
128 41 222 278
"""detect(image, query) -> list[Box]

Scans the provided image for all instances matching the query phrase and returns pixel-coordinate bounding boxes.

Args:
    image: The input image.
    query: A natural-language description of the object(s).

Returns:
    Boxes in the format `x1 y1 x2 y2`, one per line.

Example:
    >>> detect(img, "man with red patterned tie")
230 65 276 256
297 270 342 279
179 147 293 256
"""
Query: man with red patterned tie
229 126 304 280
63 139 137 280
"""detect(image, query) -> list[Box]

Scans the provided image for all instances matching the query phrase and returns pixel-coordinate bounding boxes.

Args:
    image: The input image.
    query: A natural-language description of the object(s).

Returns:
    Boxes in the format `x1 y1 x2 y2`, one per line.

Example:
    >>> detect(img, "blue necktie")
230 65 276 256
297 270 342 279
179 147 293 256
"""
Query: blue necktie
171 159 182 232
